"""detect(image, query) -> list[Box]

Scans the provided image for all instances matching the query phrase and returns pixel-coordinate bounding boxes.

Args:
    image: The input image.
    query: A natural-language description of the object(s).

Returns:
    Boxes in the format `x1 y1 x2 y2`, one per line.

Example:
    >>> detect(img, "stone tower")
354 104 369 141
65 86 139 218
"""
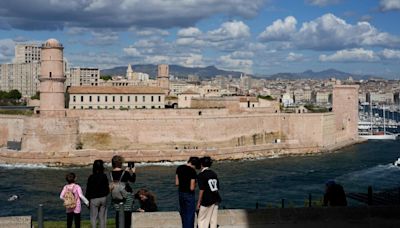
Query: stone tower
332 84 359 140
39 38 65 117
157 64 169 91
126 64 135 80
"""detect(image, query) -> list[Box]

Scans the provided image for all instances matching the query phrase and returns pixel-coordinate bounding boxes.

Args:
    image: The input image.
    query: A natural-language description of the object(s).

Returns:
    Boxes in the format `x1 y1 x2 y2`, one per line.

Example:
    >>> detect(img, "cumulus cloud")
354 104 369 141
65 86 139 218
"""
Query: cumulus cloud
0 0 266 30
177 27 202 37
218 52 253 73
305 0 340 6
319 48 379 62
380 0 400 11
207 21 250 42
259 13 400 51
0 39 16 63
286 52 304 61
258 16 297 41
133 28 170 37
380 49 400 59
123 47 141 57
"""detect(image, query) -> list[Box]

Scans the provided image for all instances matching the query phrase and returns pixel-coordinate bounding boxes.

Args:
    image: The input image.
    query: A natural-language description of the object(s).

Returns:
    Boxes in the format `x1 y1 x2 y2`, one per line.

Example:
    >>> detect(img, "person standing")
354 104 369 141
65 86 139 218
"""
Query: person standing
196 156 221 228
110 155 136 228
176 157 200 228
60 172 89 228
86 160 109 228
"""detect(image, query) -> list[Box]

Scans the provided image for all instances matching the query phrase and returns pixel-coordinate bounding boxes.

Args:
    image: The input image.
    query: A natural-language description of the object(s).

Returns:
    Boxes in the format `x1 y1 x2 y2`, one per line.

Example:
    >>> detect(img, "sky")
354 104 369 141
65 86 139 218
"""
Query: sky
0 0 400 78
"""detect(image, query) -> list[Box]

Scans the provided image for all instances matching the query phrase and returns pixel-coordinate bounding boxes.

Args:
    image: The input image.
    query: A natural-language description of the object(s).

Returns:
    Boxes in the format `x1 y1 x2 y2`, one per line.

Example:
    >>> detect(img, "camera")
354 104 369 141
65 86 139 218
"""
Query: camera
128 161 135 169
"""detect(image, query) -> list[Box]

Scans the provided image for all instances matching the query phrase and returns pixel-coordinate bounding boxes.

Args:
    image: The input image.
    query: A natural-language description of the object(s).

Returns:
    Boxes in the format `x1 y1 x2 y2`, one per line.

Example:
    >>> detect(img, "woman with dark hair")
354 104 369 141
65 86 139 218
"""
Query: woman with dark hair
86 160 109 228
134 189 158 212
110 155 136 228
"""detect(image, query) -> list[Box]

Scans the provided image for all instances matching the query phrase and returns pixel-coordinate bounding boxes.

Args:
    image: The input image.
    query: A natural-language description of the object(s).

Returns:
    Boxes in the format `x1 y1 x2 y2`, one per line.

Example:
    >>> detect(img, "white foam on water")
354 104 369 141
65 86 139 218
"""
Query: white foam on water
0 163 53 169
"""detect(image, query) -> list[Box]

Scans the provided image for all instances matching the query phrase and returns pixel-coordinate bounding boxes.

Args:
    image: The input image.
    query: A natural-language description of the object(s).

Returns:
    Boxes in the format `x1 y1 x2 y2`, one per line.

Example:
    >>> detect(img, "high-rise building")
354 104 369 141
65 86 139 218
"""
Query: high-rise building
0 63 40 97
68 67 100 86
14 43 41 64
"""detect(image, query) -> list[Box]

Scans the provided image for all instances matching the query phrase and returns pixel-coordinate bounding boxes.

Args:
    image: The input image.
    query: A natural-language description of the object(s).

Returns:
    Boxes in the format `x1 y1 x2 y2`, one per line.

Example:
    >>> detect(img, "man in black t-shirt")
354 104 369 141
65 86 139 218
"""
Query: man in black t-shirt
176 157 200 228
197 156 221 228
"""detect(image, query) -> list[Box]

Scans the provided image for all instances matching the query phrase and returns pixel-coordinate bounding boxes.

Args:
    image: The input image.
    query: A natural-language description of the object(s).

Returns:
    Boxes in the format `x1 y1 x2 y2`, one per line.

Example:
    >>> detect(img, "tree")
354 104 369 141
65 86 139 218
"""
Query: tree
31 91 40 100
8 90 22 100
100 75 112 81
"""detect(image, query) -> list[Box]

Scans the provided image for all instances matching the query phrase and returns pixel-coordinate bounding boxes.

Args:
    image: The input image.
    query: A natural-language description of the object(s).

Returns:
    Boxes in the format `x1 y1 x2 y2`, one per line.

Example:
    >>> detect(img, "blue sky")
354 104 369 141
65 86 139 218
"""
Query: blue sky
0 0 400 78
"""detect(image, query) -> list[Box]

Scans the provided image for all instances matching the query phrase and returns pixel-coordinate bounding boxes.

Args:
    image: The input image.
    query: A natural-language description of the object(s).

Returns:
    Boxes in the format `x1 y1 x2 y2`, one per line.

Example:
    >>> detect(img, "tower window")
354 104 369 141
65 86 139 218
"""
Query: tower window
49 72 52 78
81 96 83 102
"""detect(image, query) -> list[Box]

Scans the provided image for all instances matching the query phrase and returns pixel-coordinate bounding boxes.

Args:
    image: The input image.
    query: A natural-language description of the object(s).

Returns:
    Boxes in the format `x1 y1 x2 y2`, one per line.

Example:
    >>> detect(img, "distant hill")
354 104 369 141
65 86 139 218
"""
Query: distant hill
267 69 374 80
101 65 377 80
100 64 243 79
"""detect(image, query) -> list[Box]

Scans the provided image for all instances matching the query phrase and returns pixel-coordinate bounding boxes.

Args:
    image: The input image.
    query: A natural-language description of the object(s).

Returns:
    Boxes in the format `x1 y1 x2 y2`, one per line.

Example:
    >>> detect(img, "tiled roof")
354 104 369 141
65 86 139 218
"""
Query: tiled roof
68 86 165 94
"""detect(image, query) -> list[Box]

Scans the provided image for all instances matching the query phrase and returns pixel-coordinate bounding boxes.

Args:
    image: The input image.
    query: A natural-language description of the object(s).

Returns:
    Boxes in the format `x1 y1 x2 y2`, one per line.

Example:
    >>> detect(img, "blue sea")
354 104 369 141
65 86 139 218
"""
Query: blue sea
1 140 400 220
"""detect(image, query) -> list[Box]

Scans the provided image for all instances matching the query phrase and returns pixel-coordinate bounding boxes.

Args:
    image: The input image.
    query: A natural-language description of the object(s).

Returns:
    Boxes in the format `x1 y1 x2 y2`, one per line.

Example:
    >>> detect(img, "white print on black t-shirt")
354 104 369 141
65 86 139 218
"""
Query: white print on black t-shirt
208 179 218 192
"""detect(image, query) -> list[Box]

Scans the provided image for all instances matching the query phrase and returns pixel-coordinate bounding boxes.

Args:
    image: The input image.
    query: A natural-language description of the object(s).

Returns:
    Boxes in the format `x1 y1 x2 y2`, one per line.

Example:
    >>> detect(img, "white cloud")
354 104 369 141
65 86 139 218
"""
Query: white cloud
305 0 340 6
380 0 400 11
0 39 16 63
319 48 379 62
258 16 297 41
207 20 250 42
286 52 304 61
123 47 141 57
218 53 253 73
295 13 400 50
177 27 202 37
380 49 400 59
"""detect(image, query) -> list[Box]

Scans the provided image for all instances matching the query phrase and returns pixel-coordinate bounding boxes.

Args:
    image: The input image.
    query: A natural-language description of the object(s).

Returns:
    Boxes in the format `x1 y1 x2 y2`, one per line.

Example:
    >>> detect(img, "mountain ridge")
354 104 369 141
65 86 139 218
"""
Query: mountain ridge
100 65 378 80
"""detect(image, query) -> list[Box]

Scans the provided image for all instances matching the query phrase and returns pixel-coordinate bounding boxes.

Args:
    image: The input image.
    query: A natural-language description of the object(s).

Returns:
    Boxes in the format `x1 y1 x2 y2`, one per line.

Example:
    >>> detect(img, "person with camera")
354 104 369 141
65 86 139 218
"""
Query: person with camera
176 156 200 228
110 155 136 228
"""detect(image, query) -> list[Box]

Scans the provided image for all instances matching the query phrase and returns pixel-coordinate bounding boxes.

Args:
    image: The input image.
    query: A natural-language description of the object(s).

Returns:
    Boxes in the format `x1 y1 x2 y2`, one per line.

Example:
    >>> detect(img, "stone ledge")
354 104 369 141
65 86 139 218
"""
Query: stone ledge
132 207 400 228
0 216 31 228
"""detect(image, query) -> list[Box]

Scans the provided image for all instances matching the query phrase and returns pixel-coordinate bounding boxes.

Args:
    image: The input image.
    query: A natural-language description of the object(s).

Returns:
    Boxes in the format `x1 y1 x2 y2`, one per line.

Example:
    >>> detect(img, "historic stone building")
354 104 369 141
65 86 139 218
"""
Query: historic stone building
68 86 165 109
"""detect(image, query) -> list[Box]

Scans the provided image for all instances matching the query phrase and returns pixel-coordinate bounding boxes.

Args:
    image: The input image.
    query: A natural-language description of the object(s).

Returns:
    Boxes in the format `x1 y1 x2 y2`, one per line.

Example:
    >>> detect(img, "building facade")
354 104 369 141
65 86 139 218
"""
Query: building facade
0 63 40 97
14 43 41 64
67 67 100 86
68 86 165 109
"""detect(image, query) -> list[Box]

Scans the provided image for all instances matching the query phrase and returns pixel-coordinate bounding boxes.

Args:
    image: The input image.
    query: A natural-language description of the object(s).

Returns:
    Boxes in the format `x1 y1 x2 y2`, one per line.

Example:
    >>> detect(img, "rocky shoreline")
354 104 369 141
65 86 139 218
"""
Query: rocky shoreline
0 138 365 167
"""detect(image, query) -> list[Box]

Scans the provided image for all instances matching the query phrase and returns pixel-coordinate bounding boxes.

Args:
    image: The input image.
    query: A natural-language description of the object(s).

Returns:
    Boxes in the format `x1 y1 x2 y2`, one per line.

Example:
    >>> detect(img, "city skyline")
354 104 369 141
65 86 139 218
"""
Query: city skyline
0 0 399 78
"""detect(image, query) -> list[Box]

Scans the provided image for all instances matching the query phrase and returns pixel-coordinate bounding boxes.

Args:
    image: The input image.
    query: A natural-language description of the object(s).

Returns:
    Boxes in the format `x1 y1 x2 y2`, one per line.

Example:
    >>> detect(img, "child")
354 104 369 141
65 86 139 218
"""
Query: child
134 189 158 212
60 172 89 228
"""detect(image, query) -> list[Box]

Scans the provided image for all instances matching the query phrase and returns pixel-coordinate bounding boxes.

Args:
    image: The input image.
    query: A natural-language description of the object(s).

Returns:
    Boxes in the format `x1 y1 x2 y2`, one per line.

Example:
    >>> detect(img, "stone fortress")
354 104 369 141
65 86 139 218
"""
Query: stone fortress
0 39 360 165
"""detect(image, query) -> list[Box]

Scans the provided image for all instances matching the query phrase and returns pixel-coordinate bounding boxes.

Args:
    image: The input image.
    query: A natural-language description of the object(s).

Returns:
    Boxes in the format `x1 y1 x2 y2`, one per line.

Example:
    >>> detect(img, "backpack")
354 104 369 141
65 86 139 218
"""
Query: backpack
63 185 76 209
109 171 128 201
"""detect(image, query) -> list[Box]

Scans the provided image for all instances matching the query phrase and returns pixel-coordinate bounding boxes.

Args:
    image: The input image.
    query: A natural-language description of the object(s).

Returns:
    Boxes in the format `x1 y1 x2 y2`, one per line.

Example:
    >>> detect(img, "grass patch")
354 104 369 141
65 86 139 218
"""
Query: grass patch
0 109 33 116
32 219 115 228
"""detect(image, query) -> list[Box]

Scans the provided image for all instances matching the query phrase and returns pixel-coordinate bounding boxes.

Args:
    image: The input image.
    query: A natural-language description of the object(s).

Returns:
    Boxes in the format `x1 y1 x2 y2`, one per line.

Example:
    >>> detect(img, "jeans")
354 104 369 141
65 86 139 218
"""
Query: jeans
179 191 195 228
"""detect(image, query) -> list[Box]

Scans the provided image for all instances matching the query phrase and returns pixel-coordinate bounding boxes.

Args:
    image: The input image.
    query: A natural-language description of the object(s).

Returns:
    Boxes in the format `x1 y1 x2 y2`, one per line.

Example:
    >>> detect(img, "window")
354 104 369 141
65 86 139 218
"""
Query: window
73 96 76 102
151 96 154 102
81 96 83 102
113 96 115 102
89 106 92 109
120 96 123 102
73 106 76 109
158 96 161 102
105 96 108 102
128 96 130 102
81 106 83 109
97 96 100 102
89 96 92 102
135 96 138 102
49 72 52 78
142 96 145 102
185 96 187 101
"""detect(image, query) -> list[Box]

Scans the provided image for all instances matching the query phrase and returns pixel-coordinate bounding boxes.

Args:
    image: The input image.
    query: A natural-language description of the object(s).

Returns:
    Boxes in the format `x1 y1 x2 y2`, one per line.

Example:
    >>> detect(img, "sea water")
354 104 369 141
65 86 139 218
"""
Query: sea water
1 140 400 220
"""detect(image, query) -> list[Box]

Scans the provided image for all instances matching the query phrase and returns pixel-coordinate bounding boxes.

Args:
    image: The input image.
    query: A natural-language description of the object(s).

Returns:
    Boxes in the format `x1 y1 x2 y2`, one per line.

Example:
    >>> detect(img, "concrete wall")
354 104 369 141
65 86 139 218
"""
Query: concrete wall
131 207 400 228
